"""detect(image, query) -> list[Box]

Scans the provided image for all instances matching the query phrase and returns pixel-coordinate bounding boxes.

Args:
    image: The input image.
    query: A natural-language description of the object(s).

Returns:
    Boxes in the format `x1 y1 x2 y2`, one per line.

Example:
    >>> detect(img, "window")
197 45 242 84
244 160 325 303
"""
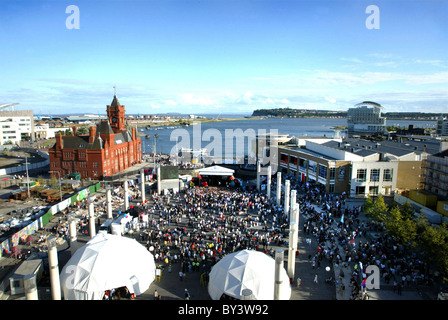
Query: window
370 169 380 182
383 168 393 182
329 167 336 180
356 169 367 182
299 158 306 170
369 186 379 196
329 184 335 193
356 186 366 196
309 161 317 173
319 165 327 178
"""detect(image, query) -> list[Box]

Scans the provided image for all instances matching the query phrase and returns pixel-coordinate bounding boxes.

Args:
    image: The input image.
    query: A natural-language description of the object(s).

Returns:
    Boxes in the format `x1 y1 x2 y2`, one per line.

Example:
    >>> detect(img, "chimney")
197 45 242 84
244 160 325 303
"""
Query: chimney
72 126 77 136
132 127 137 140
55 133 63 149
89 126 96 144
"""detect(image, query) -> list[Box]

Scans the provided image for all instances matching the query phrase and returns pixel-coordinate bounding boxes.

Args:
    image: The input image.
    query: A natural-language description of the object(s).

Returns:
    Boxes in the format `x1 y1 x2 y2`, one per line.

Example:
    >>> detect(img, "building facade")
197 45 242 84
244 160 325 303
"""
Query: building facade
49 95 142 180
0 110 34 145
436 116 448 136
425 149 448 200
278 137 433 198
347 101 386 136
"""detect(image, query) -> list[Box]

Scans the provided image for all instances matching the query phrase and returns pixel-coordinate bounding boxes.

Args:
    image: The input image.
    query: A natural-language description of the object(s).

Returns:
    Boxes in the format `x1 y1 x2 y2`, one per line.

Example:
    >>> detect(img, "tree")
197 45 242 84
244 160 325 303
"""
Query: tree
400 201 415 221
363 195 374 215
369 194 388 222
385 206 417 247
383 202 418 248
418 221 448 277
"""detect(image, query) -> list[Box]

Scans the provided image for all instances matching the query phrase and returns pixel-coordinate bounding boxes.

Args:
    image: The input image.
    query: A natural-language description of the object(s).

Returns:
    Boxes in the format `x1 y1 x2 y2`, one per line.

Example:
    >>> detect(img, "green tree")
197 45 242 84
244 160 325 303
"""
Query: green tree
400 201 415 221
385 206 417 247
370 194 388 222
419 222 448 277
363 196 374 215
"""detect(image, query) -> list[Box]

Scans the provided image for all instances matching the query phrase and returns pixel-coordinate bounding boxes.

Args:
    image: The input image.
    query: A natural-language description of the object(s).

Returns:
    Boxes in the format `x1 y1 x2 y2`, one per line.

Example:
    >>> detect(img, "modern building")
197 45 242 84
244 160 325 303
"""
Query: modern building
425 148 448 200
278 137 441 198
0 110 34 145
49 95 142 180
65 114 108 123
347 101 386 136
34 124 69 140
436 116 448 136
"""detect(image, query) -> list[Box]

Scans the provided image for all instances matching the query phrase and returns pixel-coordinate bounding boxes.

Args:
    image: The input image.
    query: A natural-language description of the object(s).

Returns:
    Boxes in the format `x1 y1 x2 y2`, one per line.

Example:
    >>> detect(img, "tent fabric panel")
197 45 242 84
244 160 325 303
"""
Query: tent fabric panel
207 249 291 300
60 234 156 300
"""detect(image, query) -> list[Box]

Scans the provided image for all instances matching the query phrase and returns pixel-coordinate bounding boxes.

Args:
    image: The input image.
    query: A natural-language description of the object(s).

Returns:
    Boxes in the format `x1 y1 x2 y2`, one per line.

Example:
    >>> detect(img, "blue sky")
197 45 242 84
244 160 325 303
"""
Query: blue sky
0 0 447 115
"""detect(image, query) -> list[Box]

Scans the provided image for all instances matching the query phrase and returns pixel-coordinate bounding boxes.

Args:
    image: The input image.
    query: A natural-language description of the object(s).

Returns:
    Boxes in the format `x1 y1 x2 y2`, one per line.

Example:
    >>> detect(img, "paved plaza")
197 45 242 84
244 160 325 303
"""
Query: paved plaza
0 181 441 301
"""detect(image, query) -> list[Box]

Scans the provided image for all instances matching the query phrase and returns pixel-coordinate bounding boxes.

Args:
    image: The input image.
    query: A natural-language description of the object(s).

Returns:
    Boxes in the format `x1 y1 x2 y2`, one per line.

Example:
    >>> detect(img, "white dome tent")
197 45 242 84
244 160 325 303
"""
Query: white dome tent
60 233 156 300
208 249 291 300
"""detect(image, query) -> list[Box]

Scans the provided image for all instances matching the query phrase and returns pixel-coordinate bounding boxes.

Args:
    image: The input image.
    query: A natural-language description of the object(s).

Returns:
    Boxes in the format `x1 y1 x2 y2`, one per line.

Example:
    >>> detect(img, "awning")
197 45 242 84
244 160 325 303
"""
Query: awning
198 165 235 176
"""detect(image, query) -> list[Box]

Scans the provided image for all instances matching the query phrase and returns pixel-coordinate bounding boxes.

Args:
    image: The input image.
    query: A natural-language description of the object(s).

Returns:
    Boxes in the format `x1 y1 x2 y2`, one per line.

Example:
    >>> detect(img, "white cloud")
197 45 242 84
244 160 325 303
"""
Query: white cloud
325 97 336 104
340 57 363 64
243 91 254 104
404 72 448 85
179 93 219 106
165 100 177 106
413 59 447 68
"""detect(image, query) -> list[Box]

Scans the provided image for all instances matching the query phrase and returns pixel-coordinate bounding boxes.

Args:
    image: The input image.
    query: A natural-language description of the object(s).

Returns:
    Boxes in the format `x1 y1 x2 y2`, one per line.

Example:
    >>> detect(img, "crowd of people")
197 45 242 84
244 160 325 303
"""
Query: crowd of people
50 168 435 300
284 174 432 299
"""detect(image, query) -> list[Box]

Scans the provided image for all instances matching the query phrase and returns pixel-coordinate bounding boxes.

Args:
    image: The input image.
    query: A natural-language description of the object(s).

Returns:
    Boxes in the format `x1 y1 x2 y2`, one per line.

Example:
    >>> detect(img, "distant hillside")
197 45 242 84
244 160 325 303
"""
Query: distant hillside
251 108 346 118
251 108 445 120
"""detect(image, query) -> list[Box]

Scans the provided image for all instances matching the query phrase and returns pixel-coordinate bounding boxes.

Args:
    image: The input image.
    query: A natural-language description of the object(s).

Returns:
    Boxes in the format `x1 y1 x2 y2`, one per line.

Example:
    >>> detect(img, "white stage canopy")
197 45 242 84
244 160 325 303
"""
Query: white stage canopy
198 165 235 176
207 249 291 300
60 233 156 300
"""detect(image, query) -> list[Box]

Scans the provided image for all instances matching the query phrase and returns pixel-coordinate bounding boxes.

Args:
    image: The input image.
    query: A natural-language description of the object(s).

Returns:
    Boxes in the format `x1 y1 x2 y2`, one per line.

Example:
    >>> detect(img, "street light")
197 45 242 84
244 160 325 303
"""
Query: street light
49 171 62 201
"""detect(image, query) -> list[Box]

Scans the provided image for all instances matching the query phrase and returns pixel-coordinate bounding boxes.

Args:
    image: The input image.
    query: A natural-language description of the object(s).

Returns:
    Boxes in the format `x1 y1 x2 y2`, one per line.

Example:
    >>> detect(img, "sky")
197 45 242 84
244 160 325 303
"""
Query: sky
0 0 447 115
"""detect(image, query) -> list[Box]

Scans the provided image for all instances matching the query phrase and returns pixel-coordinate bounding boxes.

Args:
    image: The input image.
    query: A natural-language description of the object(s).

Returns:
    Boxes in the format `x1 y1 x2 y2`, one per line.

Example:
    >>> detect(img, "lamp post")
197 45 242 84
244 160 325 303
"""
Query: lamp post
25 156 30 199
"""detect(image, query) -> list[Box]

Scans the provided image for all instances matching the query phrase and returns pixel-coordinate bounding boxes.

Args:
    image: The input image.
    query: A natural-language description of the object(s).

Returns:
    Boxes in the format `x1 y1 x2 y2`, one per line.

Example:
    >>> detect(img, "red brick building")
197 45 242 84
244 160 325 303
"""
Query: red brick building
49 95 142 179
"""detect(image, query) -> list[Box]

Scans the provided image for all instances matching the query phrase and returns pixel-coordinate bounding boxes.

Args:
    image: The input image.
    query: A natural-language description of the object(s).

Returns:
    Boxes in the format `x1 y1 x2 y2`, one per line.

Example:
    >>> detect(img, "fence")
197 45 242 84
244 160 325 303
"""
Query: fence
0 182 103 257
0 148 49 177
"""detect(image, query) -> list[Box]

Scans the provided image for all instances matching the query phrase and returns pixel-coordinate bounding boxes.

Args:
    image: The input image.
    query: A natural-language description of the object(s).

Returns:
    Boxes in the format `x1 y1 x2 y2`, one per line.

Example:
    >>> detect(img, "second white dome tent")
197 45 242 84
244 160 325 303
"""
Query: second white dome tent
207 249 291 300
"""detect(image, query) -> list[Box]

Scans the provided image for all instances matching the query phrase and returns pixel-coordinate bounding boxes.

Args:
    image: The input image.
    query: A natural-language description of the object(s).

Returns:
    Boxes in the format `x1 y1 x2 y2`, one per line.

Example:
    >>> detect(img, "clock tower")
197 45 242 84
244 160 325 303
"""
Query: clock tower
107 94 126 133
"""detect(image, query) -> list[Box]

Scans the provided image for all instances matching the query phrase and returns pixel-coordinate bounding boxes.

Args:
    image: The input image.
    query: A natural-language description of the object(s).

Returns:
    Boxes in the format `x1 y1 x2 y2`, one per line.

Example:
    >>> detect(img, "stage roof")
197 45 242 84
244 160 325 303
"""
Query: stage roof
198 165 235 176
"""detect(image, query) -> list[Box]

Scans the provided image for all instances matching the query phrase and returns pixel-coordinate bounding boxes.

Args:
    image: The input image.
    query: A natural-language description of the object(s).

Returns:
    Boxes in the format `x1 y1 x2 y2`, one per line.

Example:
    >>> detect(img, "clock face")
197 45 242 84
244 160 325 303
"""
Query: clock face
112 117 117 123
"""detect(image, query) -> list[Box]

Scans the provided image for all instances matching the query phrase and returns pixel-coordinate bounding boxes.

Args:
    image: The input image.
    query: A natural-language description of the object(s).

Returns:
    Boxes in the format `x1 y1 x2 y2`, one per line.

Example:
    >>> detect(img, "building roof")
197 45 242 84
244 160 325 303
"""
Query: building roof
110 95 121 107
353 101 382 108
113 130 133 145
97 120 114 135
326 138 441 158
280 145 339 161
61 135 103 150
433 149 448 158
321 140 378 157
